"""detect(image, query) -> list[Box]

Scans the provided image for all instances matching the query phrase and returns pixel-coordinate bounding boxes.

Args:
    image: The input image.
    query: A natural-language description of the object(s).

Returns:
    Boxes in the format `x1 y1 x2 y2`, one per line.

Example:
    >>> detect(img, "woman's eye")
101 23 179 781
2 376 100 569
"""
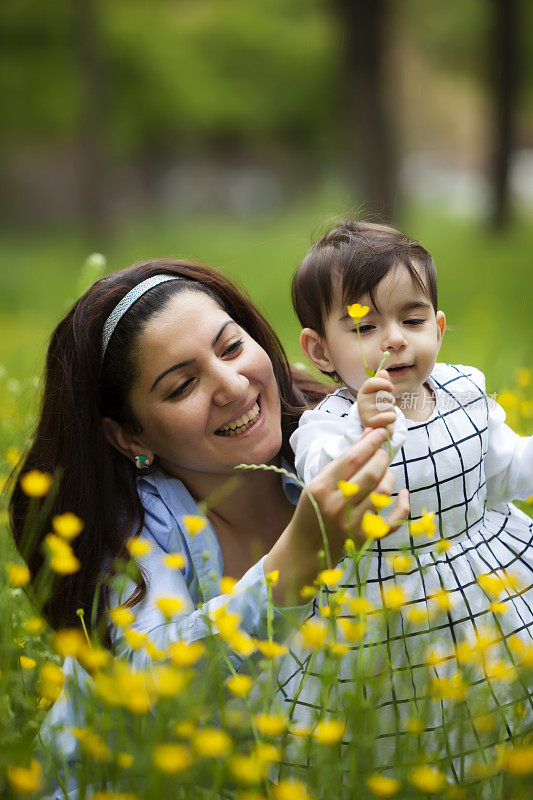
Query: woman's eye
404 319 425 326
223 339 243 357
167 378 194 399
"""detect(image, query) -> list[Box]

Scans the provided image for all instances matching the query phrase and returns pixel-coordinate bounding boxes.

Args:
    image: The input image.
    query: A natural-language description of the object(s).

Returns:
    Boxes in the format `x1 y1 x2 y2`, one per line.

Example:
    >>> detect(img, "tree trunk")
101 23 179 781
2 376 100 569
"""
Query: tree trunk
490 0 518 230
336 0 398 222
72 0 108 245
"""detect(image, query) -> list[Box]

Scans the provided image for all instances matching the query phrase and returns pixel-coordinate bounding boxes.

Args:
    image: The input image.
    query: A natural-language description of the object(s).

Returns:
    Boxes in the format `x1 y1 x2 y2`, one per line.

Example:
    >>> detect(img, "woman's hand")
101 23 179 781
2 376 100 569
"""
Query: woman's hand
265 428 410 604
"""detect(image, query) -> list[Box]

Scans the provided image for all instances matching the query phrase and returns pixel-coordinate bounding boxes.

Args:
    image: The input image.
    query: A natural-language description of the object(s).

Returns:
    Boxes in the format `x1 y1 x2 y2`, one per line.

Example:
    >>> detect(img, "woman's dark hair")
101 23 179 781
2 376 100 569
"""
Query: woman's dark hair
292 220 438 338
10 259 327 643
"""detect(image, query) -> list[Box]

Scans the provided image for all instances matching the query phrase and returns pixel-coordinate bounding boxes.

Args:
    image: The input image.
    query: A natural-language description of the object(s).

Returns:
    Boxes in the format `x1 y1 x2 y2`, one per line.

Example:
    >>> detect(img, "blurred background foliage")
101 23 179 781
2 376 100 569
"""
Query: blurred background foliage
0 0 532 391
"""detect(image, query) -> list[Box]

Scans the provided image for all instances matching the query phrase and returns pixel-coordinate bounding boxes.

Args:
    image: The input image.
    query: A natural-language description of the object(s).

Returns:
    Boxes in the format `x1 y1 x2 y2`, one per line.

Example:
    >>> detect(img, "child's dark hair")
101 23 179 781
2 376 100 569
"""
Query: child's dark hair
292 220 438 336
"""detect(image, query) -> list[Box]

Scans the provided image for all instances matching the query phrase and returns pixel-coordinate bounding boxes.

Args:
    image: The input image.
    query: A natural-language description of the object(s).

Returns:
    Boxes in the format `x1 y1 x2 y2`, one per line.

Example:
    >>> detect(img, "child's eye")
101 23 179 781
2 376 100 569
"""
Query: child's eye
353 324 374 334
404 319 425 326
167 378 195 400
223 339 244 357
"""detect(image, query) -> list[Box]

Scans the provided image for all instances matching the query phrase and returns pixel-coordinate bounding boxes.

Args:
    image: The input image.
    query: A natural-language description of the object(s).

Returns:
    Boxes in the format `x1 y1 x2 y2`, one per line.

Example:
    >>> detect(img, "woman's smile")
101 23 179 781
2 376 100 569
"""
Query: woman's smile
215 397 261 436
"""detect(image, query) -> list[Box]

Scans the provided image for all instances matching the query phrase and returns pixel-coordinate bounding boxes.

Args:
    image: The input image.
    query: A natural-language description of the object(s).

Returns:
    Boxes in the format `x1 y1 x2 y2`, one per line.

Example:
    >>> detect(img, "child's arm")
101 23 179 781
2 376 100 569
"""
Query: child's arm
485 400 533 505
290 391 407 485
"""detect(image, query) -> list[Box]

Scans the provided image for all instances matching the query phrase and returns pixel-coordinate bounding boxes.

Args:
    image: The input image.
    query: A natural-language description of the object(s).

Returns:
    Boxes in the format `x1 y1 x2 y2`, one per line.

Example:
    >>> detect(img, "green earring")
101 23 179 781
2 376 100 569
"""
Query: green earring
134 455 150 469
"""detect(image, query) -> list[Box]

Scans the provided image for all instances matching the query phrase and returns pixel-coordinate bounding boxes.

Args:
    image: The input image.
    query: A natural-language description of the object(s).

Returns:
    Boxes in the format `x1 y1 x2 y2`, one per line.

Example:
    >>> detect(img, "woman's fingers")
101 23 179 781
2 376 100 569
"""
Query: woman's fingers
345 447 391 501
331 427 388 483
386 488 410 531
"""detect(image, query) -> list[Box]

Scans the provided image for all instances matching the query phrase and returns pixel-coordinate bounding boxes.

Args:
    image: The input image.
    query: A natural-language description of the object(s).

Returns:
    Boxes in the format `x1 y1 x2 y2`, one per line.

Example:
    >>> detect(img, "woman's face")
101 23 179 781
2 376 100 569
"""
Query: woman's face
128 289 282 480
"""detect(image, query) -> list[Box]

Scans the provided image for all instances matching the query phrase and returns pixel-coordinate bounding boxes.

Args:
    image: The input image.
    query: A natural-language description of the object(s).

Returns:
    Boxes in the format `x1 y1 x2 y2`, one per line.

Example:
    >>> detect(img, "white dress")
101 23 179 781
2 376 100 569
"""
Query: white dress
280 363 533 777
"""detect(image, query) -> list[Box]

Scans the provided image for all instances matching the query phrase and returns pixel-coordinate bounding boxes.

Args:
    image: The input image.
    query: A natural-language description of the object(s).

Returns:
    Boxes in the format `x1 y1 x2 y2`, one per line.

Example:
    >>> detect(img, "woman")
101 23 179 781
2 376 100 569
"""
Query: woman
10 259 409 671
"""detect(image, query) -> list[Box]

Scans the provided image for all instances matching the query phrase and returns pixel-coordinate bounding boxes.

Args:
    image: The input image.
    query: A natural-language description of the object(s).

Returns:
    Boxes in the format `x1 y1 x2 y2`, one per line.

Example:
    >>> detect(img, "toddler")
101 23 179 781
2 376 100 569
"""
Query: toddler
278 220 533 768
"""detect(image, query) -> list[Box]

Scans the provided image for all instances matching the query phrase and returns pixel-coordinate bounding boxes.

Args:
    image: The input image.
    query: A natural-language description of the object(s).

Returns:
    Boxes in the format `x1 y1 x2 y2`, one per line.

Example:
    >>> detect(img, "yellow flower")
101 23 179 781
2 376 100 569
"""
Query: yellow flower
163 552 187 570
409 509 436 537
126 537 153 557
6 445 21 466
169 640 205 666
108 605 136 627
370 492 392 510
337 480 359 498
409 765 446 793
273 778 313 800
52 628 85 658
182 514 206 536
220 576 238 593
24 616 45 635
156 596 185 619
300 585 318 600
405 717 425 735
383 585 407 610
313 719 346 744
37 662 64 701
116 752 134 769
435 538 451 553
344 538 356 556
346 303 370 322
430 589 455 611
226 674 254 698
265 569 280 586
6 561 30 587
150 665 190 697
254 712 287 737
72 727 112 761
123 628 147 650
317 568 344 587
256 640 288 659
477 573 505 598
407 606 430 625
20 470 52 497
144 640 167 660
152 743 192 774
366 773 401 797
20 655 36 670
362 512 390 539
430 673 467 702
516 367 531 388
44 534 80 574
499 744 533 775
489 601 508 615
330 642 350 657
337 618 366 642
77 644 110 672
298 619 328 649
497 390 518 411
388 554 413 572
474 713 496 733
7 759 43 794
193 727 232 758
52 512 84 540
486 659 516 682
347 596 374 615
175 720 196 738
226 629 257 658
229 753 267 784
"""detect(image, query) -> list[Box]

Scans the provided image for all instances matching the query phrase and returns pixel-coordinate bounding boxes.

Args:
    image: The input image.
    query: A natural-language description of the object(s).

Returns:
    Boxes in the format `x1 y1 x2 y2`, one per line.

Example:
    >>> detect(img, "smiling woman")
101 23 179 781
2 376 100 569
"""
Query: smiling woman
9 259 408 652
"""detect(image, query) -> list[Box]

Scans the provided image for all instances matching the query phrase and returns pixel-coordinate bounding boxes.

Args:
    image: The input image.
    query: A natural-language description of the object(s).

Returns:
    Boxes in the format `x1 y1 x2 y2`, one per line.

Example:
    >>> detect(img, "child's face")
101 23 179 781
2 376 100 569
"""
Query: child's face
305 264 445 399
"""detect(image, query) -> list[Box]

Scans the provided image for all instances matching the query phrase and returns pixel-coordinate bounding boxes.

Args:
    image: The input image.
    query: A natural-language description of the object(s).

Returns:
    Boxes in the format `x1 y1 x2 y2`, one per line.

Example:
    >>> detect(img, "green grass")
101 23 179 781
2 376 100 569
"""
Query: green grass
1 190 532 393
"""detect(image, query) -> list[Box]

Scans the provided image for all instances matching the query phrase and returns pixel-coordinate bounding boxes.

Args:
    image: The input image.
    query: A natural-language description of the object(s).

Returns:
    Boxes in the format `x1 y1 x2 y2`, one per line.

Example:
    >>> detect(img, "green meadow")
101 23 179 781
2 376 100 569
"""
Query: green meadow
1 193 532 394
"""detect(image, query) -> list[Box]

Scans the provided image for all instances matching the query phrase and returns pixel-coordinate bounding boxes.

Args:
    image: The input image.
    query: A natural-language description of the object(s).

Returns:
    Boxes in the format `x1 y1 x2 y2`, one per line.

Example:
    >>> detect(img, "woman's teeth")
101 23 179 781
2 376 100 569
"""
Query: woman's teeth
216 402 260 436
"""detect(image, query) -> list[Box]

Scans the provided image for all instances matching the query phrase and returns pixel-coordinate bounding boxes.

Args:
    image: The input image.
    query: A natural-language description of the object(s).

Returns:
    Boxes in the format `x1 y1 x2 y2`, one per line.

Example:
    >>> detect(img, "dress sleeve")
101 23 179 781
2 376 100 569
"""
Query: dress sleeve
484 398 533 504
290 398 408 484
111 491 310 673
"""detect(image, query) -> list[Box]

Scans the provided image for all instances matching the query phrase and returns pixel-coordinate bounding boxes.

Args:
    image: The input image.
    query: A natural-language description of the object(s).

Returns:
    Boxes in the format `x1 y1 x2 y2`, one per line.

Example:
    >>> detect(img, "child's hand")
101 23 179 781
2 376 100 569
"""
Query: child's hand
357 370 397 431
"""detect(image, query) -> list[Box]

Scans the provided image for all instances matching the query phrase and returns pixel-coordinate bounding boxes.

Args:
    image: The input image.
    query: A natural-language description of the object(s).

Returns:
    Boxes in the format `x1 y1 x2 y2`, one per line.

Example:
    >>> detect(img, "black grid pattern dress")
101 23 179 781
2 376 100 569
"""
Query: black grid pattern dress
280 363 533 774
